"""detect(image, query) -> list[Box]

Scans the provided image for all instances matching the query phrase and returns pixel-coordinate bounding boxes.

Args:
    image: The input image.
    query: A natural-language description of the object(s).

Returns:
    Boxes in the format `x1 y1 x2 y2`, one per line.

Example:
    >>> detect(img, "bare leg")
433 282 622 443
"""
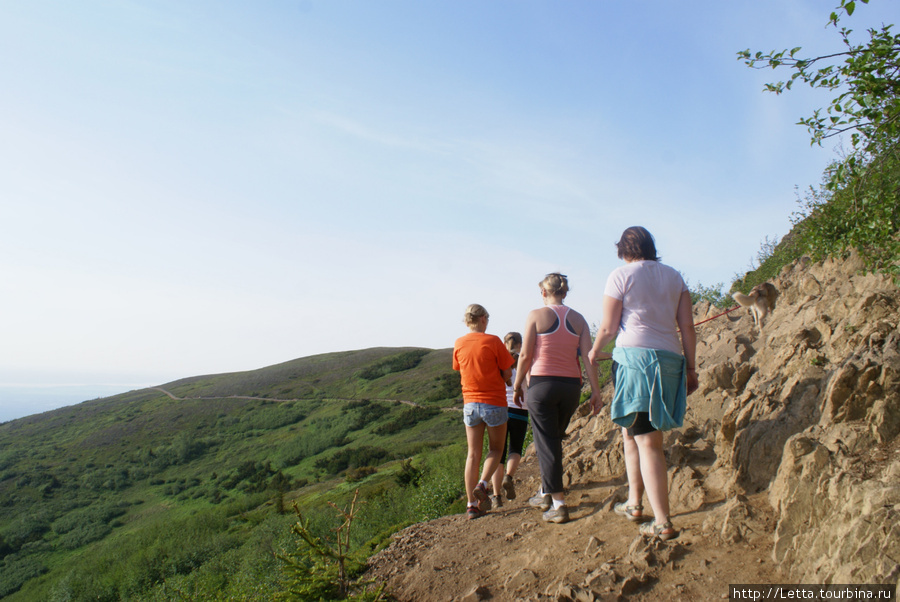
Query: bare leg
506 453 521 477
622 427 645 507
491 462 505 495
481 422 507 484
634 430 669 524
465 424 485 504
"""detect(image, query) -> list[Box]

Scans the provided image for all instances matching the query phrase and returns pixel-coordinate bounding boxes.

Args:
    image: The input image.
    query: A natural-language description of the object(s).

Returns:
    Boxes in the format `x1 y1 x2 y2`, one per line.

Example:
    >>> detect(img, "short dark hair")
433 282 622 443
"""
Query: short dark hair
615 226 659 261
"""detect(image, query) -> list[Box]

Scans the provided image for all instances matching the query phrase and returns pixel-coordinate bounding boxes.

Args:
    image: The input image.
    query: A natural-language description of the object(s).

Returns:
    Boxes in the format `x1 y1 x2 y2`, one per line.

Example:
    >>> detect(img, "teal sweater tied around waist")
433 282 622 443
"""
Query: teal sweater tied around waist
611 347 687 431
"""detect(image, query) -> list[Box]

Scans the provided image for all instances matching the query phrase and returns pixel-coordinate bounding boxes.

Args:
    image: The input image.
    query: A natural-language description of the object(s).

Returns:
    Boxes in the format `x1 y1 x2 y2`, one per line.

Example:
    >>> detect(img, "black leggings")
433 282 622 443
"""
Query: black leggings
501 407 529 463
527 376 582 495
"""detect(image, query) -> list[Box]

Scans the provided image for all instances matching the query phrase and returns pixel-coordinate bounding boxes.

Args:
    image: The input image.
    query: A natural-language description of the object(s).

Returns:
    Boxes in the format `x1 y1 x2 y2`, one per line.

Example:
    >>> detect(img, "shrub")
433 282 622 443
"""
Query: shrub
411 446 465 521
241 403 308 430
424 373 462 402
277 492 385 601
792 161 900 280
731 230 806 294
356 350 430 380
373 407 439 435
395 458 422 488
688 282 735 308
345 467 377 483
345 401 391 432
0 553 48 598
314 446 391 475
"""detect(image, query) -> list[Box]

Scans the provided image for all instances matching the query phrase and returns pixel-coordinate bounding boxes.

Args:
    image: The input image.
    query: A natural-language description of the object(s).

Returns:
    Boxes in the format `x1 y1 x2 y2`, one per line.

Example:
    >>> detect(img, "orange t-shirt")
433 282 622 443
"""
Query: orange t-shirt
452 332 515 407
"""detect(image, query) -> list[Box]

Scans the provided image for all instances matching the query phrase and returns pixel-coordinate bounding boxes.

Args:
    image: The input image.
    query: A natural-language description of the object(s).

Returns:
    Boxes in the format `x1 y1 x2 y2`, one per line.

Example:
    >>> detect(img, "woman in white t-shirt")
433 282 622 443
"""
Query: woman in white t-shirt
489 332 525 508
589 226 698 541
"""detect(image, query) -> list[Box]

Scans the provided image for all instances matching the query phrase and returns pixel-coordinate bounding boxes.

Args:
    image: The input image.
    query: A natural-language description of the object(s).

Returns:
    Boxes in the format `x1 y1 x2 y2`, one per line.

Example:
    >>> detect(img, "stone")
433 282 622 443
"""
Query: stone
460 585 490 602
505 568 539 591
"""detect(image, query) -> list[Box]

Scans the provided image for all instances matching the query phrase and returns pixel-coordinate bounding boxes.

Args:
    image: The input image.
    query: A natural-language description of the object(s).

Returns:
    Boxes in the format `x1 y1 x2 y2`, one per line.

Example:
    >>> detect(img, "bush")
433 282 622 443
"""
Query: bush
51 502 127 536
344 401 391 432
373 406 439 435
0 553 48 598
58 522 113 550
688 282 735 308
731 230 806 294
411 446 465 521
314 446 391 475
49 508 245 601
356 350 430 380
345 467 377 483
792 160 900 280
278 492 385 601
424 372 462 402
241 403 308 430
395 458 422 488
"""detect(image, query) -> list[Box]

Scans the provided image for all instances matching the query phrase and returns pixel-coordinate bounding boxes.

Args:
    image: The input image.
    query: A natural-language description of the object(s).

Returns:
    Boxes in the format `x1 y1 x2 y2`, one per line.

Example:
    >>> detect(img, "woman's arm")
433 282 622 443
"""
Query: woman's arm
513 310 538 407
574 311 604 415
588 295 622 364
675 289 699 395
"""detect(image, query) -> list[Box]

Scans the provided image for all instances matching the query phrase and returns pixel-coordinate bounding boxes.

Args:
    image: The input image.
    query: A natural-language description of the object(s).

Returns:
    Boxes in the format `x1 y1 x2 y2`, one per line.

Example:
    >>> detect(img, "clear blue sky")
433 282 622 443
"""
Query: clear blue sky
2 1 897 420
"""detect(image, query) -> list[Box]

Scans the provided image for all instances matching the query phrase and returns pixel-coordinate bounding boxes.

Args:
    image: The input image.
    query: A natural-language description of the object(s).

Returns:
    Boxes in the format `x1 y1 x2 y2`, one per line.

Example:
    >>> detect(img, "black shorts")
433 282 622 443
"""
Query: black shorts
611 360 657 437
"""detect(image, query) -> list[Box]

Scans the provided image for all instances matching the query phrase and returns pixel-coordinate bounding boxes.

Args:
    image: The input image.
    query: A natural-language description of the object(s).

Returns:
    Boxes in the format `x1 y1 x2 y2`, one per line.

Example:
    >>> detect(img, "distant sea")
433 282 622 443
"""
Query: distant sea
0 384 150 423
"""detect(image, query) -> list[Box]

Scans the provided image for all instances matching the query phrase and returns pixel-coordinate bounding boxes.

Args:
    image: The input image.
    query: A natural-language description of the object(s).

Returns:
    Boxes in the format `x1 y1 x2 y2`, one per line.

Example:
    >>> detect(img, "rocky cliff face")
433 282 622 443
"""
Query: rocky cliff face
568 250 900 586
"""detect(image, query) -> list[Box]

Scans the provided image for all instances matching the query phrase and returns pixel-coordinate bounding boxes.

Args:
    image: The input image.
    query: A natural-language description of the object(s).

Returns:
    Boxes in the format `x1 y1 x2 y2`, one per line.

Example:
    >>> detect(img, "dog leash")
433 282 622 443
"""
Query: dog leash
692 306 741 327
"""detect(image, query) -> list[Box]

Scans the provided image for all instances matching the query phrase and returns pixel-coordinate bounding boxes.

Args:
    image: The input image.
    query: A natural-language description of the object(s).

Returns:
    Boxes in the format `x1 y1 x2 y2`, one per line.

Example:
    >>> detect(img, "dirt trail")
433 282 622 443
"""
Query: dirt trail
367 445 778 601
151 387 435 409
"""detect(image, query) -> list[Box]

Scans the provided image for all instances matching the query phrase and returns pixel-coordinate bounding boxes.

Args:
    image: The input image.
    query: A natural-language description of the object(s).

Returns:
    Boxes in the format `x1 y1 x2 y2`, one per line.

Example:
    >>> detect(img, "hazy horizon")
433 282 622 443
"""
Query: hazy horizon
0 384 153 423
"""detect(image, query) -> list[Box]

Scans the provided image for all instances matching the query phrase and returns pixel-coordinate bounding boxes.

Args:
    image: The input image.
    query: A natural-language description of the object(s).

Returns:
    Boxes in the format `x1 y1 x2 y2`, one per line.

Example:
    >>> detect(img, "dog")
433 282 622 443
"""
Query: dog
732 282 778 331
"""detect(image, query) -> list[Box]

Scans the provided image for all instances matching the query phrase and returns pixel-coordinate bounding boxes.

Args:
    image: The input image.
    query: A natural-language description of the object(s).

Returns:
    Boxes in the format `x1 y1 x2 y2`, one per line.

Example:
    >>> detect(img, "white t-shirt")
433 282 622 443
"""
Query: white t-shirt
505 368 522 408
604 260 687 355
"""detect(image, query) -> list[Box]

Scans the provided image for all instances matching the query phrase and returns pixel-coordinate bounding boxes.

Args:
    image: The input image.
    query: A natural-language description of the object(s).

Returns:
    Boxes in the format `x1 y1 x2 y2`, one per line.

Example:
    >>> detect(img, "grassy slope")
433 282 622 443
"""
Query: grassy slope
0 347 461 600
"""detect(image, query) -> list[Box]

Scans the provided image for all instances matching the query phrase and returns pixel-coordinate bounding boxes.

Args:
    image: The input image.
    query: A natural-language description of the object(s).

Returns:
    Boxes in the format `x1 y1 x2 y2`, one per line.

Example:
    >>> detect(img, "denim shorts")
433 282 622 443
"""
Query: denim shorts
463 402 508 428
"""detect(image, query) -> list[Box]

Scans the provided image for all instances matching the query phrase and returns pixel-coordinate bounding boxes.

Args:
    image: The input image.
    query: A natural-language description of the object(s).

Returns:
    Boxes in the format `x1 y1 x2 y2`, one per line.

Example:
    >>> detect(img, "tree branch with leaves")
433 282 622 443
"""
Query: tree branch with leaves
738 0 900 279
738 0 900 188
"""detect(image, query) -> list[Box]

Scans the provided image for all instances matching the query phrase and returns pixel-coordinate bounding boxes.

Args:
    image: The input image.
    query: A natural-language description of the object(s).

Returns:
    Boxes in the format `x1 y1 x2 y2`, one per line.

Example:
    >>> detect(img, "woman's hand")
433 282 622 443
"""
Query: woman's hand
513 386 525 408
686 369 699 395
588 349 612 364
588 391 604 416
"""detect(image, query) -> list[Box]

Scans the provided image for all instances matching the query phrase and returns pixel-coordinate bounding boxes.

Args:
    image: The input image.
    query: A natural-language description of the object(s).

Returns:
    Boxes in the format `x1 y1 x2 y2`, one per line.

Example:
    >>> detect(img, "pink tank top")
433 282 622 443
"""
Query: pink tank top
531 305 582 378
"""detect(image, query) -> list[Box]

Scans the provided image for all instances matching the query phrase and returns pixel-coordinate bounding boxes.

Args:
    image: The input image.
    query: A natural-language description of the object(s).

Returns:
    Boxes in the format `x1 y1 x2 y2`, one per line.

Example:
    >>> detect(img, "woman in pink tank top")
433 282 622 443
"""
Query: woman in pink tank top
512 273 606 524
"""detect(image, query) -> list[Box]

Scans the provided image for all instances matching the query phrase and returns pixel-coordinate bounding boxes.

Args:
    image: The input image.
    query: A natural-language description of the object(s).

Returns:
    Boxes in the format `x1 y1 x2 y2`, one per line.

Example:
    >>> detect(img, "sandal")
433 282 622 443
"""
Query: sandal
639 520 678 541
613 502 644 522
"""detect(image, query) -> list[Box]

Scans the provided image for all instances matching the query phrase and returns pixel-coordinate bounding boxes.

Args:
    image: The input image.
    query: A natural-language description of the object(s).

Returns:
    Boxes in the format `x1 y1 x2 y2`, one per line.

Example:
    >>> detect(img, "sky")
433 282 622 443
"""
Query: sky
2 1 898 421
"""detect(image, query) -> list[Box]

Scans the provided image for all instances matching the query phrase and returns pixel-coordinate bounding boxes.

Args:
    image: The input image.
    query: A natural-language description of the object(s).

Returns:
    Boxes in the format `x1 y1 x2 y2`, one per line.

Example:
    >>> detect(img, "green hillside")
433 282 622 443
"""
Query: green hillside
0 347 464 600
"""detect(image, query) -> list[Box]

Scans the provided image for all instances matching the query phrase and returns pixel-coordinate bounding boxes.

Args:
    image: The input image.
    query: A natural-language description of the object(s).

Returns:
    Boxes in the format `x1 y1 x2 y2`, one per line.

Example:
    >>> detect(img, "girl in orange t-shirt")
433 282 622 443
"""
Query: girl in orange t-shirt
453 304 515 519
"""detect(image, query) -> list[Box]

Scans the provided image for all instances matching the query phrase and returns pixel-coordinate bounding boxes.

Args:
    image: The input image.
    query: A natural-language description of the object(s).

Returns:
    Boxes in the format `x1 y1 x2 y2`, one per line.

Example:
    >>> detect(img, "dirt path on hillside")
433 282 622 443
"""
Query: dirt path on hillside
151 387 448 410
366 450 780 601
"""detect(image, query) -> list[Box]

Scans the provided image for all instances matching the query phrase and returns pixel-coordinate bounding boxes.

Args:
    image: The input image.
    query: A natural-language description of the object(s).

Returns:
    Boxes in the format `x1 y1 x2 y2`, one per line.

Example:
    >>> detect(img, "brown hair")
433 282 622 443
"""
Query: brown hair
463 304 489 327
539 273 569 297
615 226 659 261
503 332 522 347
